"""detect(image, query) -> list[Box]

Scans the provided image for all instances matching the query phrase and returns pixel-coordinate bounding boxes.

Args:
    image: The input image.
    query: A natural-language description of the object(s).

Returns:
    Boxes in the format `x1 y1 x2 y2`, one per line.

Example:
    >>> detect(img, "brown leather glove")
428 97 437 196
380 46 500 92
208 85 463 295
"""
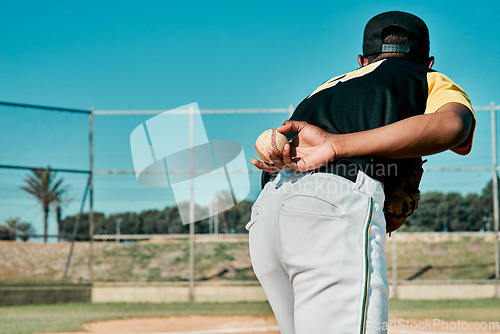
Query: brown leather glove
384 159 425 233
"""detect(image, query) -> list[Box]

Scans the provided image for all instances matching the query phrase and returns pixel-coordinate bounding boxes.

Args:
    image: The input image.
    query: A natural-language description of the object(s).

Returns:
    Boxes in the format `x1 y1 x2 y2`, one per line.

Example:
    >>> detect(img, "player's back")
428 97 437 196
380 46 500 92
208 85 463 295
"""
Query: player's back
291 57 432 135
289 57 433 184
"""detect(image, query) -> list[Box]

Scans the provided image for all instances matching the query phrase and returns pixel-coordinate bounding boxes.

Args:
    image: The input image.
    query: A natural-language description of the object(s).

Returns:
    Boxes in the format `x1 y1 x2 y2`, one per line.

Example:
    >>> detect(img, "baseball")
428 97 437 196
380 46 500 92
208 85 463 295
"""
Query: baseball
255 129 289 164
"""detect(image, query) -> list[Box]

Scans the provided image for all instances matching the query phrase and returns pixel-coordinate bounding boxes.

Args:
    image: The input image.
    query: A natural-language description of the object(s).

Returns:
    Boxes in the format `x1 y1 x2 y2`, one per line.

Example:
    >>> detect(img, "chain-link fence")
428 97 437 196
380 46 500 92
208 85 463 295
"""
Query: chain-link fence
1 100 499 302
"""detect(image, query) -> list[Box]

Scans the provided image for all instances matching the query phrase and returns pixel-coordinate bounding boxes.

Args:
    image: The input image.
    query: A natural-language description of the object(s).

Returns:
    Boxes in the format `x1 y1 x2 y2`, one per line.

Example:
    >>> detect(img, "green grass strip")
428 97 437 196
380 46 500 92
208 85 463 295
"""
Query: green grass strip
0 299 499 333
0 302 273 334
389 298 500 323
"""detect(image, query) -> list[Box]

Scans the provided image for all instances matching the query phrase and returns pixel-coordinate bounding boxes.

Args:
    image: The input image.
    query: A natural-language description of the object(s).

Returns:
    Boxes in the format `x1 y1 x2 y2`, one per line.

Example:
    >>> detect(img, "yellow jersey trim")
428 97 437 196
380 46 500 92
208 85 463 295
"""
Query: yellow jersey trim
426 72 475 155
308 60 386 99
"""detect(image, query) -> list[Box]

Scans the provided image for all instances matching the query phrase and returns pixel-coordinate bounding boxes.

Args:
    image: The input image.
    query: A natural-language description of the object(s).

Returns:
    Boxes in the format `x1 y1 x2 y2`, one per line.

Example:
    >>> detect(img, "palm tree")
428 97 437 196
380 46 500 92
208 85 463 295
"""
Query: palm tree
54 193 71 242
21 167 66 243
1 217 36 241
4 217 21 240
17 222 37 242
55 198 63 242
0 226 13 240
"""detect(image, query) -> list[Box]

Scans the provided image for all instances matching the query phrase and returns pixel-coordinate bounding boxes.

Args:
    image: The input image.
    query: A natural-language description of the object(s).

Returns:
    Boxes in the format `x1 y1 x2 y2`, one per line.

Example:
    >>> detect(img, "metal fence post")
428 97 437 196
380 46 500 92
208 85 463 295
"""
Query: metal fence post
188 105 195 302
63 176 91 279
88 107 94 283
492 102 500 295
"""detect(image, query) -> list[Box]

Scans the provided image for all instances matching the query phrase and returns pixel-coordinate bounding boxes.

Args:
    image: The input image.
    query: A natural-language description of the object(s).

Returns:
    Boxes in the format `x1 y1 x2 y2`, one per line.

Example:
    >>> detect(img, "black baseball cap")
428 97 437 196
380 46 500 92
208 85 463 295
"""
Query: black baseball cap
363 11 430 59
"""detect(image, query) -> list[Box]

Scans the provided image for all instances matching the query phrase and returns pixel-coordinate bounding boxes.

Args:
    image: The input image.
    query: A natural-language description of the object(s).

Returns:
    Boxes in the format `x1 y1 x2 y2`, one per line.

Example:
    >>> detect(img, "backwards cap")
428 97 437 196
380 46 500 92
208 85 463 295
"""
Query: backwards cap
363 11 430 58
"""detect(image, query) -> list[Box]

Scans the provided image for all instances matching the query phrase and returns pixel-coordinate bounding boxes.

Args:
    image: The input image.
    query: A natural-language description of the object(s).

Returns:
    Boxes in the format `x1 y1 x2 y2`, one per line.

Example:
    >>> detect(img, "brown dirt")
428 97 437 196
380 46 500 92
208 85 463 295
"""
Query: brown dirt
43 315 280 334
42 316 500 334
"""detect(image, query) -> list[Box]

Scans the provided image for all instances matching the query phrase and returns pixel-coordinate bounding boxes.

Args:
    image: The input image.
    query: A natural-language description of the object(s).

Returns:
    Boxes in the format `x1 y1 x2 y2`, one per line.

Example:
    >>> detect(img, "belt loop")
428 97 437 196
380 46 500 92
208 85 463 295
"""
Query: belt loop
353 171 385 206
353 171 365 191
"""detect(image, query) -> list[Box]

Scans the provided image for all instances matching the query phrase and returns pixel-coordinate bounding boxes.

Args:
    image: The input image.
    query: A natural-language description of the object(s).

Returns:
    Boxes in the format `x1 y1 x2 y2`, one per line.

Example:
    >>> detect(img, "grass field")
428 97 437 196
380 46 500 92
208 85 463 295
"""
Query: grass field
1 299 499 334
389 298 500 323
0 302 273 334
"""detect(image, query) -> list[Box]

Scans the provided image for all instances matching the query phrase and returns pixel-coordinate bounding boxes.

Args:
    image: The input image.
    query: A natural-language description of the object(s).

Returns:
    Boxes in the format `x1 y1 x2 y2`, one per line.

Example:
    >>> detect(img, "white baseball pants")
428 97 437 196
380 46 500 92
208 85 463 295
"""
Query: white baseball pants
247 171 388 334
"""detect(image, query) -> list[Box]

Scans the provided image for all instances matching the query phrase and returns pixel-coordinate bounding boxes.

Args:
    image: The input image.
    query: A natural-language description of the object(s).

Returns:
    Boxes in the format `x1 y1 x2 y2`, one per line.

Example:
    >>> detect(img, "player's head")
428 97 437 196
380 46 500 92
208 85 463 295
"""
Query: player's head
358 11 434 68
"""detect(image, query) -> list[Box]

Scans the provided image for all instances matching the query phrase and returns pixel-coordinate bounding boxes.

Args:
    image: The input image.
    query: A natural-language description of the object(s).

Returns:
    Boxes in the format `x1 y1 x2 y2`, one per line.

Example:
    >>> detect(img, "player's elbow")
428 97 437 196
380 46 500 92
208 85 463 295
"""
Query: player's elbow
439 103 474 148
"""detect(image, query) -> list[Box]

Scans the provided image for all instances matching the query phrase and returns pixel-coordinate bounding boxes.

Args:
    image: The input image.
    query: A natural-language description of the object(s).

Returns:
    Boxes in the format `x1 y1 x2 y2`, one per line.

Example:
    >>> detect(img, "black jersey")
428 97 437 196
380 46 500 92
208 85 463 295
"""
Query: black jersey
277 58 474 187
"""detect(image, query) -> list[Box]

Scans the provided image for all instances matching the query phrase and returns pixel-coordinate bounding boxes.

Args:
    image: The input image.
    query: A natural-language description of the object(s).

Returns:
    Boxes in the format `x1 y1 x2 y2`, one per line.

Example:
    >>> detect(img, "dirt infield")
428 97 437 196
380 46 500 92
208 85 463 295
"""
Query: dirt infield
44 315 280 334
43 316 500 334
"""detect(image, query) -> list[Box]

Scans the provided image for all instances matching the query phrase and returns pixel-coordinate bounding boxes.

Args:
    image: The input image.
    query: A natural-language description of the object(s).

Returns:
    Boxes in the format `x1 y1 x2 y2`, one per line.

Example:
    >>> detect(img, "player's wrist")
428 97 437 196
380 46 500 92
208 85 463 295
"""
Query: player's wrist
333 131 378 160
328 133 345 161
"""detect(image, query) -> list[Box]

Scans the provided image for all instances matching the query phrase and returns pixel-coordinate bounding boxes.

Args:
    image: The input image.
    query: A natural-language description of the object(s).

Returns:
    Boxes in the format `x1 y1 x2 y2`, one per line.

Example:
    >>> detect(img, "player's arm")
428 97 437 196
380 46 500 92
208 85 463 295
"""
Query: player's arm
253 102 473 172
335 102 473 159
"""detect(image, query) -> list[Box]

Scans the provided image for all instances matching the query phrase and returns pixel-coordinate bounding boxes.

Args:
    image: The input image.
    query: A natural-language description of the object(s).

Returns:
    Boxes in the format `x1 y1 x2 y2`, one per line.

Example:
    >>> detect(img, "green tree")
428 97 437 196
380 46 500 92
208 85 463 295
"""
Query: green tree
175 202 208 233
211 191 235 233
17 222 37 242
21 167 67 243
4 217 21 240
0 218 36 241
403 192 445 231
218 200 252 233
0 226 14 241
60 212 106 241
58 200 254 236
400 177 498 232
478 178 497 222
54 192 71 242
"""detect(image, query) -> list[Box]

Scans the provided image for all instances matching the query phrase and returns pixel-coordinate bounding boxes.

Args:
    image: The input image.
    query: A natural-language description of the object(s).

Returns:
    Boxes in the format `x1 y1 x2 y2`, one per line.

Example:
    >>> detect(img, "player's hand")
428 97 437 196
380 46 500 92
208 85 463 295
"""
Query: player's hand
250 158 280 173
277 120 338 172
250 141 294 172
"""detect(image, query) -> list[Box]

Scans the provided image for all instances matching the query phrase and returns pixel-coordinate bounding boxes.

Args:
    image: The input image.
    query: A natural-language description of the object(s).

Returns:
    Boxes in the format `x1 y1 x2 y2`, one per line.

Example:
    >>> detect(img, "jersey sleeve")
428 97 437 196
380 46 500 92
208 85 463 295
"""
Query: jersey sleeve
425 71 475 155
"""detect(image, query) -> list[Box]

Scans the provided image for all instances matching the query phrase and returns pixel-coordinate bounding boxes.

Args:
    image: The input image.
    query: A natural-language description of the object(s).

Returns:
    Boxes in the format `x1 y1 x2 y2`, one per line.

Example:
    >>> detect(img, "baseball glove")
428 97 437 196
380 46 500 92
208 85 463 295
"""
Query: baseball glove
384 158 426 233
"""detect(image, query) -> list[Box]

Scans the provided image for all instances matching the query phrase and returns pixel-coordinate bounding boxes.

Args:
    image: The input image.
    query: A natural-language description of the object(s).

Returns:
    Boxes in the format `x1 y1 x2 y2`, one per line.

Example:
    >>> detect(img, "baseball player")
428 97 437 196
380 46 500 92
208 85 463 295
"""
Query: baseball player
248 11 475 334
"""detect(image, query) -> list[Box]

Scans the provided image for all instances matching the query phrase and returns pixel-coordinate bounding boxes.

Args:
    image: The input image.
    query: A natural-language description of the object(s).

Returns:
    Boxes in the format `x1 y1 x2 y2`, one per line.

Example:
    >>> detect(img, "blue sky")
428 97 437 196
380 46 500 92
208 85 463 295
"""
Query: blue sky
1 0 499 238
